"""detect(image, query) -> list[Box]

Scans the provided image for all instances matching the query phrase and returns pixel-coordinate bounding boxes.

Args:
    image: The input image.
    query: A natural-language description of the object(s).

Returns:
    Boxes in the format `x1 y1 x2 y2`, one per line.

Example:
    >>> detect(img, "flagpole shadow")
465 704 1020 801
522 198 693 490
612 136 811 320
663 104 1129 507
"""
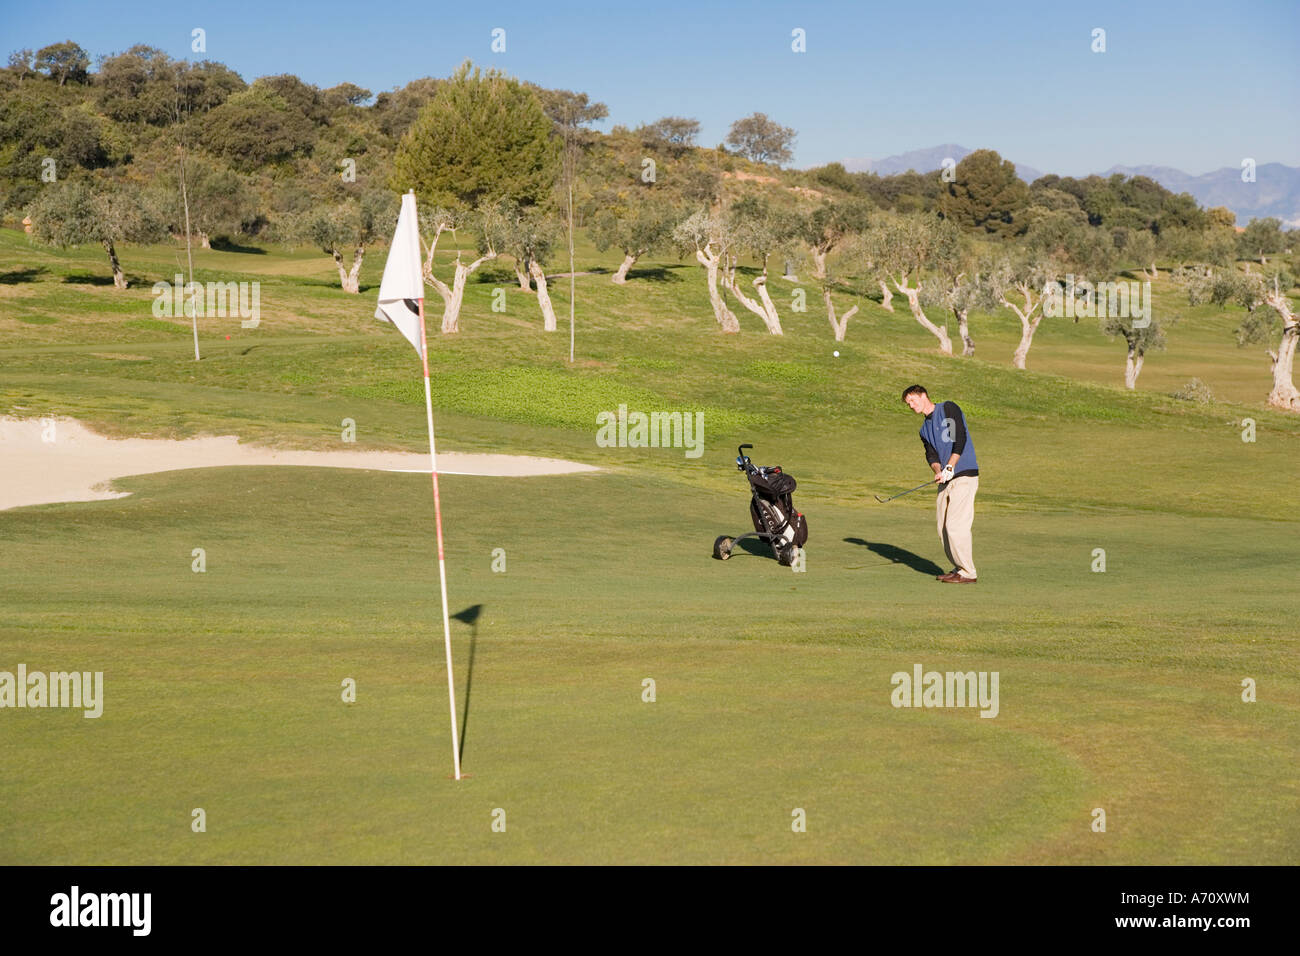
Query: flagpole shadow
452 604 483 766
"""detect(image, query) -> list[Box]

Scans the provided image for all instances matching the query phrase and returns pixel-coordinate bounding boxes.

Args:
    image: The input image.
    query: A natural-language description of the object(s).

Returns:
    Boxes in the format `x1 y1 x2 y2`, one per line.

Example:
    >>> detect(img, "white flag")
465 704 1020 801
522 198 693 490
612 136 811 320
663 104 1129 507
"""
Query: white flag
375 191 425 358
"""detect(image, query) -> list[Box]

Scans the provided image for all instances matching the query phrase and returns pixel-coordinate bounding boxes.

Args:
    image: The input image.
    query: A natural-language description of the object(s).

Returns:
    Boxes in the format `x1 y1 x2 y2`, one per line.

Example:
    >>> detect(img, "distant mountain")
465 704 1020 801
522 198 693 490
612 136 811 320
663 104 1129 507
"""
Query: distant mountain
841 144 1043 186
836 144 1299 227
1103 163 1300 228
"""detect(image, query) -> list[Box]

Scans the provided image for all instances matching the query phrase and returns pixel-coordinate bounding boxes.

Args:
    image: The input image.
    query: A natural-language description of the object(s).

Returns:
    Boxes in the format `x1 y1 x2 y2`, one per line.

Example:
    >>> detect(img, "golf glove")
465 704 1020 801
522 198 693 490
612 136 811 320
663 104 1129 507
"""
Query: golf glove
939 465 955 483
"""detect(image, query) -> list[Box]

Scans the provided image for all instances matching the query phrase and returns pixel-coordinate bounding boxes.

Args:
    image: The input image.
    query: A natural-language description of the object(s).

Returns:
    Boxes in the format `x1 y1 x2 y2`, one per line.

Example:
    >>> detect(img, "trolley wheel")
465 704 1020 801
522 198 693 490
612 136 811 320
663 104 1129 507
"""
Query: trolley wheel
713 535 734 560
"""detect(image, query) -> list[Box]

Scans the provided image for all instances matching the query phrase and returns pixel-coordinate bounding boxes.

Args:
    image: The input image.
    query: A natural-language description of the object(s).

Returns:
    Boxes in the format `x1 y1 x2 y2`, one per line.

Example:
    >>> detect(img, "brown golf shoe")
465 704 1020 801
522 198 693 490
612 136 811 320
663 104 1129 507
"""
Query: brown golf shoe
938 572 977 583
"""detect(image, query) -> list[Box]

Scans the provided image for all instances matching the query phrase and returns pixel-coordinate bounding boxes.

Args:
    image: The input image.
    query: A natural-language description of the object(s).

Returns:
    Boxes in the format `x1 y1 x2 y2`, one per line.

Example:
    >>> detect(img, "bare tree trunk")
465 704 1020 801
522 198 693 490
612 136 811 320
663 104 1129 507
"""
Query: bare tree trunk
529 259 558 331
612 252 638 284
726 269 776 332
824 288 858 342
1264 289 1299 410
199 232 211 250
697 249 739 333
426 252 495 333
1002 285 1044 370
442 274 466 333
1131 351 1145 388
754 274 780 335
333 248 362 294
1150 260 1159 279
347 247 364 293
895 278 952 355
333 249 348 289
878 279 894 312
752 277 784 334
514 259 531 292
810 249 827 281
1012 318 1042 369
1124 342 1137 389
955 308 974 356
103 239 127 289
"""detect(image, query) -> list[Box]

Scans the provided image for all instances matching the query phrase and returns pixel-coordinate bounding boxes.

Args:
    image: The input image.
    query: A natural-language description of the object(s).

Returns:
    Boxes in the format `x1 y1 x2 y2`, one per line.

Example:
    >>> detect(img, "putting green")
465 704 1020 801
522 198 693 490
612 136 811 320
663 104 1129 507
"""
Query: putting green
1 466 1294 864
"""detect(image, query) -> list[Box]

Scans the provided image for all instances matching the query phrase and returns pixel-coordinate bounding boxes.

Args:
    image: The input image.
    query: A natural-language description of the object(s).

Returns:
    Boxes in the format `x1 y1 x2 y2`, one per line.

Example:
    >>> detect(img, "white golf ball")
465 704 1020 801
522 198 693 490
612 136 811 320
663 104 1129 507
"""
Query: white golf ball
833 350 840 357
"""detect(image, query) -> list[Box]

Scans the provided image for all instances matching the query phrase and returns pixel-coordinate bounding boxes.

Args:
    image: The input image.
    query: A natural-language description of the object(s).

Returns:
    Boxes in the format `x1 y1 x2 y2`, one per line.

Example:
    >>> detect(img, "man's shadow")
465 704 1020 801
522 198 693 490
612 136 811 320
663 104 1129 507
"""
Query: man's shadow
843 538 945 575
451 604 483 765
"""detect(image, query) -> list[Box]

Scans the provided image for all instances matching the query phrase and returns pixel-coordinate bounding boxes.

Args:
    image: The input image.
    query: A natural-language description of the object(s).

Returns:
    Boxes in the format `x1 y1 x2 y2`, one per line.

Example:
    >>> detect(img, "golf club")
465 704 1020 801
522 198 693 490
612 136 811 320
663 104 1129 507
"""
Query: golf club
874 478 937 503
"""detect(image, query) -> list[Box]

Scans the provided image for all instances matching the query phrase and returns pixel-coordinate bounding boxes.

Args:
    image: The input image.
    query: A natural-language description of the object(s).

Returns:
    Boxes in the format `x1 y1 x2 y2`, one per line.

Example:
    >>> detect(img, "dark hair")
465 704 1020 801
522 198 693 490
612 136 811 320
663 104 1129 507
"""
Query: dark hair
901 384 928 402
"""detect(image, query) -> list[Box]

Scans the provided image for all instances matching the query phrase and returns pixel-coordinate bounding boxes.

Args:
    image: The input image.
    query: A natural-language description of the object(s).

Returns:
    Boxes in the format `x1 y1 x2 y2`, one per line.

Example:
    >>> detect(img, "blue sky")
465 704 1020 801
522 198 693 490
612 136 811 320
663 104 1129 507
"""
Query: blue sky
4 0 1297 176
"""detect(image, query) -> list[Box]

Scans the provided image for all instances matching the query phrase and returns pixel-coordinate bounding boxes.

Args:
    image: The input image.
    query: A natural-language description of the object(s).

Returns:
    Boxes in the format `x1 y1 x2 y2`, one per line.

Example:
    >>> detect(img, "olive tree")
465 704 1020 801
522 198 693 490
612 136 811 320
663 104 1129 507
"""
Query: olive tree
799 200 873 342
722 197 801 335
1101 314 1167 389
302 192 395 293
988 253 1057 370
672 209 739 333
924 234 994 358
30 179 166 288
800 199 873 281
497 204 563 330
156 159 258 248
1238 217 1284 265
589 193 677 284
861 213 953 354
1119 228 1158 279
418 202 508 333
1180 266 1298 410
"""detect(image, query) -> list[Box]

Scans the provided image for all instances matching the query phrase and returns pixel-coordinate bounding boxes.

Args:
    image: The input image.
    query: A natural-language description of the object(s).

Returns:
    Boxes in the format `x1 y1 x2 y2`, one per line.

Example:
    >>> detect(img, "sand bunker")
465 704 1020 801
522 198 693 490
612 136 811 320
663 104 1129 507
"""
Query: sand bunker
0 417 600 511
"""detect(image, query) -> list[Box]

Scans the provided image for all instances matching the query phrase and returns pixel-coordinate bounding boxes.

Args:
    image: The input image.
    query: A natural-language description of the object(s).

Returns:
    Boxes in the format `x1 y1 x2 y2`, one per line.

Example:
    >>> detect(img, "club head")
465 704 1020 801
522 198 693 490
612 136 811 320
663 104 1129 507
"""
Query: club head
873 494 890 503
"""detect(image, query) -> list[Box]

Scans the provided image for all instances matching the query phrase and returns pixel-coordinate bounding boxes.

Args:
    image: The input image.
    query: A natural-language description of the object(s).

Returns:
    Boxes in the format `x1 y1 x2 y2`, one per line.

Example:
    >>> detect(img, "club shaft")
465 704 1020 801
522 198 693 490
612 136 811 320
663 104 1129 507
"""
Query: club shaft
881 479 935 502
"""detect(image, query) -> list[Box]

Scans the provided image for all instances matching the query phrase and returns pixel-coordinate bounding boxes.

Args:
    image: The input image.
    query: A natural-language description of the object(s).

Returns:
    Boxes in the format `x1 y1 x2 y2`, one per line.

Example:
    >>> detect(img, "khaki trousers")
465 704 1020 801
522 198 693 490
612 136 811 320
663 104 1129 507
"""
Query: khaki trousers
936 475 978 579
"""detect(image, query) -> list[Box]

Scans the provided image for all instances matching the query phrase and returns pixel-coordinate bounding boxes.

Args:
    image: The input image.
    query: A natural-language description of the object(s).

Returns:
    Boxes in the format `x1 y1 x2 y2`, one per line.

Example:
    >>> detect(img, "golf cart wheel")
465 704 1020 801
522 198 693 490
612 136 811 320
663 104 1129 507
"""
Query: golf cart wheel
713 536 734 560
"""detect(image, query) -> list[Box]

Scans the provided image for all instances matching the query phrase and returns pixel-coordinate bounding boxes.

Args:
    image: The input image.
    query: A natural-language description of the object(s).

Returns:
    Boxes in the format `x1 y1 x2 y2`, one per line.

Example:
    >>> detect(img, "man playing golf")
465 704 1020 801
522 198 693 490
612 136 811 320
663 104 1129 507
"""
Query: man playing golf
902 385 979 583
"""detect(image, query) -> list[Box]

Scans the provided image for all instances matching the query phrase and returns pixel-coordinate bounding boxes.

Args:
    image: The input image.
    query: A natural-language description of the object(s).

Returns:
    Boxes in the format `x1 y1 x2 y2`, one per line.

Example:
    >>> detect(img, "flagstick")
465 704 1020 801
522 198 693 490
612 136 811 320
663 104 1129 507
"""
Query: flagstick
417 296 462 781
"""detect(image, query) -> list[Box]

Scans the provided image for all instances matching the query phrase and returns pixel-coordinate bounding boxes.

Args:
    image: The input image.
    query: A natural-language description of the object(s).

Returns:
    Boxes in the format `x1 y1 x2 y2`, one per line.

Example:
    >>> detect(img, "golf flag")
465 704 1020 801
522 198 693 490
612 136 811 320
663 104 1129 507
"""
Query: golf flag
373 190 463 782
374 191 424 358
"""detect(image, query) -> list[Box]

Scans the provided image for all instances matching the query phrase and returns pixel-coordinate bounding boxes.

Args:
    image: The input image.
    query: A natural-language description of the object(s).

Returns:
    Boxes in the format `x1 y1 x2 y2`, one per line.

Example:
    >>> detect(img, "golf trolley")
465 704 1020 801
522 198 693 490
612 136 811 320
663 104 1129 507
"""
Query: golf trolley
712 444 808 566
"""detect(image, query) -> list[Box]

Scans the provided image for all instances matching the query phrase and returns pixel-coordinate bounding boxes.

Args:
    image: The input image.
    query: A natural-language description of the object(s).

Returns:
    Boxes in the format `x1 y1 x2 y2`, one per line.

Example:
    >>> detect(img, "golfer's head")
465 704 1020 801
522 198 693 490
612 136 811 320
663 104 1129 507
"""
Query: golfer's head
901 384 933 415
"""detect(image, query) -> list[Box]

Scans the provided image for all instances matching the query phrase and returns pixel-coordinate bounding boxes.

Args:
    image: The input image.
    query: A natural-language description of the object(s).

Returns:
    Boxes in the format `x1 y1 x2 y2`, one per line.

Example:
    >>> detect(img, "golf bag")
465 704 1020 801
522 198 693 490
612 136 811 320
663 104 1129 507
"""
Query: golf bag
748 466 808 561
713 444 808 566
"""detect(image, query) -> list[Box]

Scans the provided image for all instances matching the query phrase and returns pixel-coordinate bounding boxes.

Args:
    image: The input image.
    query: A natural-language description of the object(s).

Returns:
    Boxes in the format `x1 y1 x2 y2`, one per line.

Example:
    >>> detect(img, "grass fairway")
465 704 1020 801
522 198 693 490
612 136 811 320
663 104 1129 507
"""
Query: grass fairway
1 227 1298 864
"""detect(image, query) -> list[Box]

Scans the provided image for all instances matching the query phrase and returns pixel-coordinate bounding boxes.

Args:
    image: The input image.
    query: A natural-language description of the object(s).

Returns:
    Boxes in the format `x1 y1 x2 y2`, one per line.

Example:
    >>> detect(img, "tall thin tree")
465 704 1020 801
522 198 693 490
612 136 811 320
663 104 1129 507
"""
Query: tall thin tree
537 90 605 362
173 68 200 360
567 123 575 363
